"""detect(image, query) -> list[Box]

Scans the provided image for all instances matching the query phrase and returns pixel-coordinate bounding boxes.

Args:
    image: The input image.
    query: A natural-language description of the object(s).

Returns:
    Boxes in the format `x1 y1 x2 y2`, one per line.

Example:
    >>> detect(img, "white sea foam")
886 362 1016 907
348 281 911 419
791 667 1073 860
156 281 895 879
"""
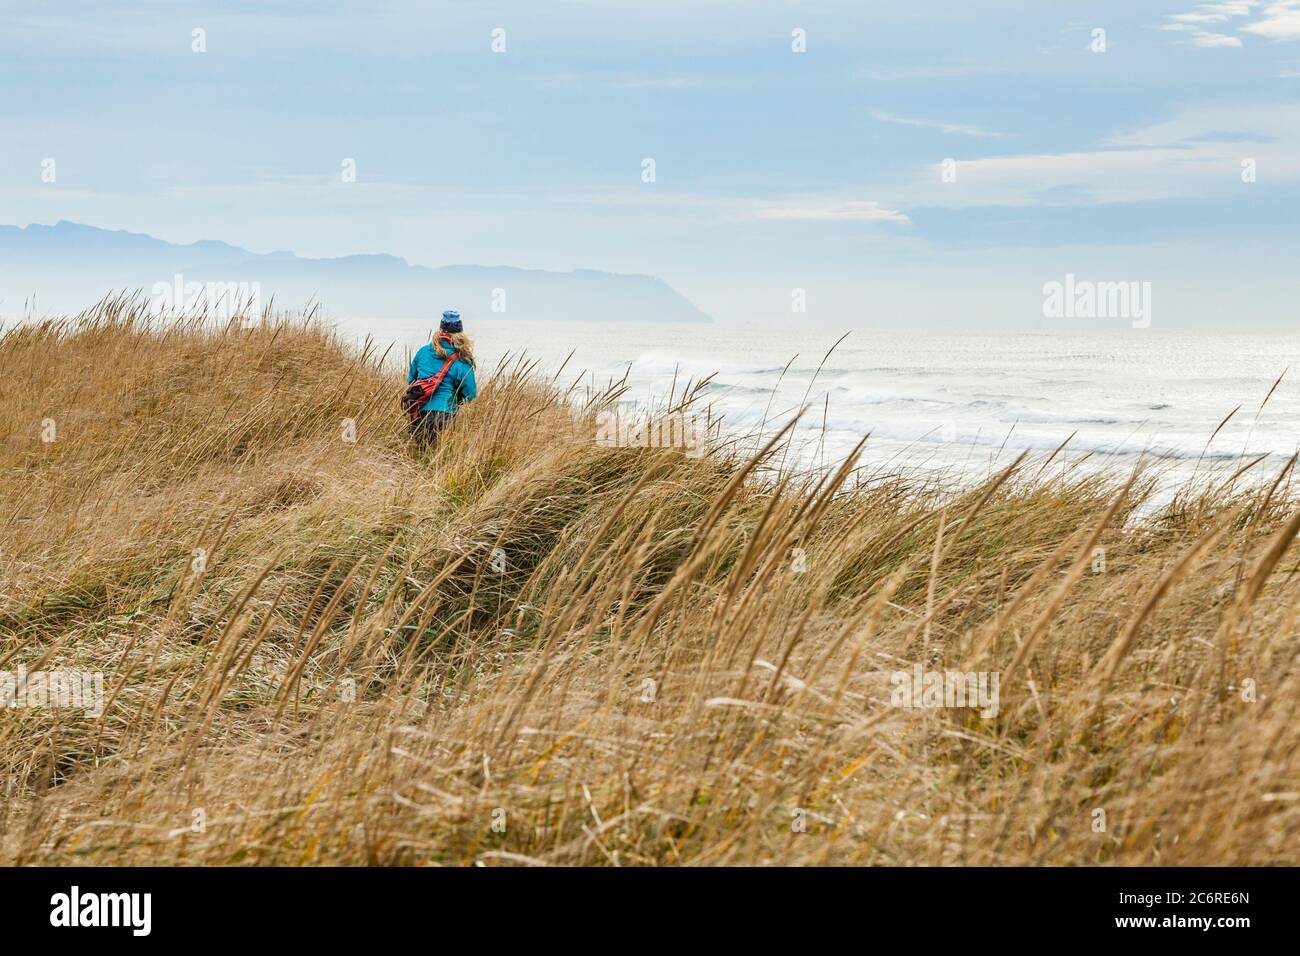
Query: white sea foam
368 317 1300 486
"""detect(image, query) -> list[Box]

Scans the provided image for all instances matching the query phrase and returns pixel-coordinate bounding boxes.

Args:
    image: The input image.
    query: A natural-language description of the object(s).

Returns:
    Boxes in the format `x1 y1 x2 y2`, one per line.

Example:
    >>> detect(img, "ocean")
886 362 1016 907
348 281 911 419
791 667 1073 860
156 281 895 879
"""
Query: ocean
349 316 1300 492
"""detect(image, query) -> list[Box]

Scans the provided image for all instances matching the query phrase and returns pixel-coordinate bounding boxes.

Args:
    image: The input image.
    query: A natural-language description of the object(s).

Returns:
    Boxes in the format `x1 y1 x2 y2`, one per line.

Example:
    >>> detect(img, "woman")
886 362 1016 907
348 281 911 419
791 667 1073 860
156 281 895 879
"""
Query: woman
407 310 477 447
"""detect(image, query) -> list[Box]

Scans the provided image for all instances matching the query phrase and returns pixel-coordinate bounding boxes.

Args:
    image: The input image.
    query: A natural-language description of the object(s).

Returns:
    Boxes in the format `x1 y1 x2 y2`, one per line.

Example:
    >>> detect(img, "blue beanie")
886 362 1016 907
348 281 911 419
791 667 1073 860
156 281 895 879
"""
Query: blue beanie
440 310 463 334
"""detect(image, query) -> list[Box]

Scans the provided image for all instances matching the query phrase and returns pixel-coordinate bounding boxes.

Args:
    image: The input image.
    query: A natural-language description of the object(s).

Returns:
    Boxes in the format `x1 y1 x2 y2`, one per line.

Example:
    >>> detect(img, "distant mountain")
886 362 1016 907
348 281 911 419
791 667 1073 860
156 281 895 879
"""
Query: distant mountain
0 221 711 323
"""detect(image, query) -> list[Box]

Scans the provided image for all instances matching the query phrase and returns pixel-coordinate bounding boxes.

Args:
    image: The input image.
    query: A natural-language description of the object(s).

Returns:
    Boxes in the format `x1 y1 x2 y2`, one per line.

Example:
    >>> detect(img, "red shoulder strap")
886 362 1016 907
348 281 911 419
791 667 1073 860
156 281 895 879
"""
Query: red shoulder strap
406 341 461 420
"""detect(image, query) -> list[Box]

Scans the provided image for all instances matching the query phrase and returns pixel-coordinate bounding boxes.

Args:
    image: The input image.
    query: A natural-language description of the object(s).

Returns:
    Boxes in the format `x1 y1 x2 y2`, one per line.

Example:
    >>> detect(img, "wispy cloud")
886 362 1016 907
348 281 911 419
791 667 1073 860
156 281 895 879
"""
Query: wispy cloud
1241 1 1300 38
1170 1 1259 22
750 199 910 224
1160 1 1256 46
869 110 1001 138
1158 1 1300 45
528 72 718 91
1159 21 1244 46
905 102 1300 208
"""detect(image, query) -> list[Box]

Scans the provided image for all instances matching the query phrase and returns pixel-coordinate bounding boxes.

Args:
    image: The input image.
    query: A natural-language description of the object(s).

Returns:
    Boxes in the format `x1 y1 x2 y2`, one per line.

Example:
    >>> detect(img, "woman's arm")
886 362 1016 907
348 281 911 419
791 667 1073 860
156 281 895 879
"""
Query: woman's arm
458 365 478 405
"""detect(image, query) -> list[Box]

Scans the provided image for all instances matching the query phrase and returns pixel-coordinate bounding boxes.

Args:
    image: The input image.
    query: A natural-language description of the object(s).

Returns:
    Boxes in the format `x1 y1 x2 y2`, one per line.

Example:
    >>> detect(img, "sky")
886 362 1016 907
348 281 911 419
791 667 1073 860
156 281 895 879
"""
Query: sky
3 0 1300 327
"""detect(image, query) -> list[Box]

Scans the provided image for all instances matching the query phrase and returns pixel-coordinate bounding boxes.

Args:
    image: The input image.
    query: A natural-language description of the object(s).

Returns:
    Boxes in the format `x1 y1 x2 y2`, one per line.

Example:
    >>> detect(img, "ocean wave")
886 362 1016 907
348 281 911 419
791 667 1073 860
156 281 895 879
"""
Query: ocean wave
606 339 1299 469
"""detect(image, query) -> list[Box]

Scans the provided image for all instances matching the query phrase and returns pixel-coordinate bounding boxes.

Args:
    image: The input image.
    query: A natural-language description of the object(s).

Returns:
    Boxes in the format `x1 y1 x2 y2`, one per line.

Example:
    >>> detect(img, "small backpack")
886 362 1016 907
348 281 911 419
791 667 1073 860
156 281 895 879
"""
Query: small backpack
401 336 459 421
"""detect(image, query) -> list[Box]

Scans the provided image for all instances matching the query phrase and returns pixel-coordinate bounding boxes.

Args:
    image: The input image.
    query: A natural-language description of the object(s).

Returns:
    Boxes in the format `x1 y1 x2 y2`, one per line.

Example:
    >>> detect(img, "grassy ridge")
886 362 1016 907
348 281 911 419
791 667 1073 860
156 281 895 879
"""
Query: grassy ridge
1 299 1296 865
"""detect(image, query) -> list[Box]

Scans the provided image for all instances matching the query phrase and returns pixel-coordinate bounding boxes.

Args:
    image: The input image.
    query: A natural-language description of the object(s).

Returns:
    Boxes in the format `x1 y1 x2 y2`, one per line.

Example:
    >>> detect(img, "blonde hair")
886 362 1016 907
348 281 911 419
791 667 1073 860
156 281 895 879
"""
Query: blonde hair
435 331 476 368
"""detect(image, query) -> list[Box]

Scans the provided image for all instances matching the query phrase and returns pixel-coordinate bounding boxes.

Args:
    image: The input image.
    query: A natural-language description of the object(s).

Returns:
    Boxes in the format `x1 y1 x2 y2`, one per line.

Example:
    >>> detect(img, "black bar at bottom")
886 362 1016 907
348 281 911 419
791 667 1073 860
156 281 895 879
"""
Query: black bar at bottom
0 865 1286 943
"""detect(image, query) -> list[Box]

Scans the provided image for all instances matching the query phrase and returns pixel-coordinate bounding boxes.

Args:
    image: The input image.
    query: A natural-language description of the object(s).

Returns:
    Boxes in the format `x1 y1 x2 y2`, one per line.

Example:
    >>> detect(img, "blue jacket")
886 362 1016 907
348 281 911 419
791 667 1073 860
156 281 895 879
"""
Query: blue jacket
408 341 477 414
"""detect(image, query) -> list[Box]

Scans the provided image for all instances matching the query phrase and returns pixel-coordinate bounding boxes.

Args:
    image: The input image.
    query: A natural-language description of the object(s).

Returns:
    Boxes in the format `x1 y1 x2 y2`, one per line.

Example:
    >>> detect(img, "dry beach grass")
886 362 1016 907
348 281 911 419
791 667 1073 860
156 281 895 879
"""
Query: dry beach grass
1 299 1296 866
